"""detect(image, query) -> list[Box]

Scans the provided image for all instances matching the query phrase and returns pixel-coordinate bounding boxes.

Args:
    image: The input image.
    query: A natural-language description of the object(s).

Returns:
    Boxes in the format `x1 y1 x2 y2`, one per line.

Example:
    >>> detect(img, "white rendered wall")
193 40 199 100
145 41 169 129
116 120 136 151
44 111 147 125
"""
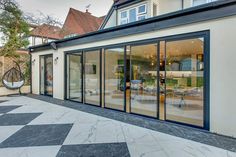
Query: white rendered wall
31 15 236 137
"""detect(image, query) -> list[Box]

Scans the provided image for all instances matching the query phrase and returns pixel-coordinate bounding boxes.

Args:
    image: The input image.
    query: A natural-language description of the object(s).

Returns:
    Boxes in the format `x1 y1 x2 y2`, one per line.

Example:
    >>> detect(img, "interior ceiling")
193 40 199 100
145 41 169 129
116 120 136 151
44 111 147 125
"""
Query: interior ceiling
166 38 204 56
69 39 204 61
131 38 203 58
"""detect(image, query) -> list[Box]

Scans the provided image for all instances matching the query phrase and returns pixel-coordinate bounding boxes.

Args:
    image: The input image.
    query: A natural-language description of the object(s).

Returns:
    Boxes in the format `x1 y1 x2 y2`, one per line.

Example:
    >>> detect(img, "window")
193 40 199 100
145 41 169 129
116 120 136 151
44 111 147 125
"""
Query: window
193 0 217 6
138 15 146 21
137 4 147 21
121 11 128 24
120 4 147 25
138 5 146 14
129 8 136 23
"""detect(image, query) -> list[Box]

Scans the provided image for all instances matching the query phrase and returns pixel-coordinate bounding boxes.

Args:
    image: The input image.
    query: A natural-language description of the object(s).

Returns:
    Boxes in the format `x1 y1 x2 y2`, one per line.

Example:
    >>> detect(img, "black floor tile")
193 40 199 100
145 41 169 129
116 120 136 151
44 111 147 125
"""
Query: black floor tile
0 124 73 148
0 100 8 104
0 106 21 114
0 113 42 126
27 94 236 152
56 143 130 157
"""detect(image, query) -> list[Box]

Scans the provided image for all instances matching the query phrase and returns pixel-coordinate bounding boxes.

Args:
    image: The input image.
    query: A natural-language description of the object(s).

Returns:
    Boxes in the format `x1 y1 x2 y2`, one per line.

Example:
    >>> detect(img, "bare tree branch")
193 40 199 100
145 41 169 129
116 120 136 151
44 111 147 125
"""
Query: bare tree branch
24 11 63 27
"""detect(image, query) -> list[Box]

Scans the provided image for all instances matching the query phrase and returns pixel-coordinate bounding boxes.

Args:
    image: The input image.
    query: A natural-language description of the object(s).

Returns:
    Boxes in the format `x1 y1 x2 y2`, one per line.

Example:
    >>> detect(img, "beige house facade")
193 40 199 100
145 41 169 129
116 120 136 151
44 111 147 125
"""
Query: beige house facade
30 0 236 137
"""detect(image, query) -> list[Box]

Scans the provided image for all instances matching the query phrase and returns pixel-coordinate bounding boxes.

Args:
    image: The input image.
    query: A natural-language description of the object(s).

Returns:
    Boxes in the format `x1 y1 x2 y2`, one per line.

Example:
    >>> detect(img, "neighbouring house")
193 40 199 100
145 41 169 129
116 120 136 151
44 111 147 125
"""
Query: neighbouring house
29 0 236 138
29 8 105 46
62 8 105 38
29 24 62 47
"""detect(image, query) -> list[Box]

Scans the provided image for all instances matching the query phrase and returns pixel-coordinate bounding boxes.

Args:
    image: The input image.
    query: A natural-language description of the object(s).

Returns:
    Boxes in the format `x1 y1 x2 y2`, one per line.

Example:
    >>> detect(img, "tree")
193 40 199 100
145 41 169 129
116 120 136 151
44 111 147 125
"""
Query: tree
0 0 29 57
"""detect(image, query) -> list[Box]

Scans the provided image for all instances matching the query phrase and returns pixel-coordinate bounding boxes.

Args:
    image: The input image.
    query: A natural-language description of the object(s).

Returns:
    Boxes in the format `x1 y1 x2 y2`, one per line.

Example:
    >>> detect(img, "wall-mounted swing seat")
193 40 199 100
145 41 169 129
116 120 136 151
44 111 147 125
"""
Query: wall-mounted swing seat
2 62 25 92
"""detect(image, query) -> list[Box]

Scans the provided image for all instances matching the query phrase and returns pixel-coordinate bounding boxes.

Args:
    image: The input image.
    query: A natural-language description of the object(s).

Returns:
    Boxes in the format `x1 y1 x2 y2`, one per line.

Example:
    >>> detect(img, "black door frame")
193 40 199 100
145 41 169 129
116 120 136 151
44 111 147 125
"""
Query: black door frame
157 31 210 130
65 49 102 107
65 52 83 103
83 48 102 107
39 54 53 97
63 30 210 130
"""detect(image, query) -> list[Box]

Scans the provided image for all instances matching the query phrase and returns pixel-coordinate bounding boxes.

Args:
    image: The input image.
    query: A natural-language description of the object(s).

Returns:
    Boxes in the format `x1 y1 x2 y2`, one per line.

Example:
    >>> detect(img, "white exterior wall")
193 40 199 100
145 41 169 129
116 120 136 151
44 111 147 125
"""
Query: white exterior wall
31 15 236 137
156 0 182 15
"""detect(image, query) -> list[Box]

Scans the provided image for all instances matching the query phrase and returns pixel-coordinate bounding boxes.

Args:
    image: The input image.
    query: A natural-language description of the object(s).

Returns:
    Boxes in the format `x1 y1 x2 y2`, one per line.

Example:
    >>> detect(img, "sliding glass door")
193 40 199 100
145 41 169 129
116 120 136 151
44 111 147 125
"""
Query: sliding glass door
104 47 125 111
40 55 53 96
160 37 205 127
64 32 209 129
128 43 158 117
84 50 101 106
67 53 83 102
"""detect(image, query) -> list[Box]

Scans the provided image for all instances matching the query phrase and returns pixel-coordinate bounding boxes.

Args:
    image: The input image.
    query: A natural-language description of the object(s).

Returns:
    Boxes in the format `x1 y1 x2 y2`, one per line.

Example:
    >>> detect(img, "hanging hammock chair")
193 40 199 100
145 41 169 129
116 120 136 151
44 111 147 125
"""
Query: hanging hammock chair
2 61 25 91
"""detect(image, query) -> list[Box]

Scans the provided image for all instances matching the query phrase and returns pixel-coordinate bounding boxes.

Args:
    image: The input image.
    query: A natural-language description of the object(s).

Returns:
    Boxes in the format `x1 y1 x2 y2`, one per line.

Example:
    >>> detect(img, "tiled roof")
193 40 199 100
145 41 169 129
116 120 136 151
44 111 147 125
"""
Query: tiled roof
62 8 105 36
30 24 62 39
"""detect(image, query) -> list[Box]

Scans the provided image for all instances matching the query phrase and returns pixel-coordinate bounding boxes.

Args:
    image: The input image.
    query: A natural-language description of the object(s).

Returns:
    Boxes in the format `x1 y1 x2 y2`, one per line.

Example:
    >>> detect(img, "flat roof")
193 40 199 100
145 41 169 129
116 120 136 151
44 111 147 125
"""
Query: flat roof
29 0 236 53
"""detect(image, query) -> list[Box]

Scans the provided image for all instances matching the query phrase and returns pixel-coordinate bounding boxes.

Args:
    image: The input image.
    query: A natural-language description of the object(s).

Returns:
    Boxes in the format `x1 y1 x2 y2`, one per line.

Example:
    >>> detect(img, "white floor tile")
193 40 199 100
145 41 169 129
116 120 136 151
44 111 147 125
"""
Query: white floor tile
0 146 61 157
0 126 24 143
64 120 125 145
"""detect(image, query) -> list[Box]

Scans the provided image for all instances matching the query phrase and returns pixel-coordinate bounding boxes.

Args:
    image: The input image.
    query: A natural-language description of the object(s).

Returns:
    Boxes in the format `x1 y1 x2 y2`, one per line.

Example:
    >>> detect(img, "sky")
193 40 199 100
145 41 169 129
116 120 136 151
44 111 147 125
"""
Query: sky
15 0 114 22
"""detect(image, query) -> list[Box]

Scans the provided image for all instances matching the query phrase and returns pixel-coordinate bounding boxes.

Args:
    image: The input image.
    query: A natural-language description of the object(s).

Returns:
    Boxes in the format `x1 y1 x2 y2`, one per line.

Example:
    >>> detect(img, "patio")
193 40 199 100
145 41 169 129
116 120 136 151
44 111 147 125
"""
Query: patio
0 95 235 157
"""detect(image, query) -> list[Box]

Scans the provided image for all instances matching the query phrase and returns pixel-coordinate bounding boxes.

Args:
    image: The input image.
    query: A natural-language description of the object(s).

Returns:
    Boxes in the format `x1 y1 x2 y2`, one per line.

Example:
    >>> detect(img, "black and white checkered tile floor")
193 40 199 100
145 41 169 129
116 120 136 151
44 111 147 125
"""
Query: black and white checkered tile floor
0 96 235 157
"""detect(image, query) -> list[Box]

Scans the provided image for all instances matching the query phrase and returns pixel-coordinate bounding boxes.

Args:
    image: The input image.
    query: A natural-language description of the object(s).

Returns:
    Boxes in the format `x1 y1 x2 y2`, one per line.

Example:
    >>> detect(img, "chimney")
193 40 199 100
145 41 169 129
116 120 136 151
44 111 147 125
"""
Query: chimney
85 9 91 15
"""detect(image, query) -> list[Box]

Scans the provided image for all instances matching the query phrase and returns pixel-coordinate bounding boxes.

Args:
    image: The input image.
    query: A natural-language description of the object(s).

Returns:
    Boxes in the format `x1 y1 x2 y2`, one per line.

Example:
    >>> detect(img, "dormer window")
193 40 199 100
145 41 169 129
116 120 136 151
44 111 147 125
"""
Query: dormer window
120 4 147 25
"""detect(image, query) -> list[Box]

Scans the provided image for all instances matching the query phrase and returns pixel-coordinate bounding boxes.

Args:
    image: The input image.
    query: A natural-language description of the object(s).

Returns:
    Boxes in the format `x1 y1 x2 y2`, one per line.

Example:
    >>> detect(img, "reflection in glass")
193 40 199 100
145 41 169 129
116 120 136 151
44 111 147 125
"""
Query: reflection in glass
159 41 166 120
67 54 82 102
165 38 204 127
104 48 125 111
40 55 53 96
84 50 100 106
45 56 53 96
40 57 45 95
129 43 158 117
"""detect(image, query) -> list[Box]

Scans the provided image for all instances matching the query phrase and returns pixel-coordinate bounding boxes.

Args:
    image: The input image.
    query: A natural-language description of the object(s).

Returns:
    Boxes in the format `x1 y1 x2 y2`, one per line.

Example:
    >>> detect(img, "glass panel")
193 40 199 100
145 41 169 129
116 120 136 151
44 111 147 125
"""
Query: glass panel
138 15 146 21
129 8 136 23
67 54 82 102
193 0 207 6
129 43 158 117
84 50 100 106
138 5 146 14
40 56 45 95
104 47 125 111
121 11 127 18
45 56 53 96
165 38 204 127
126 46 131 113
159 41 166 120
121 19 128 25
